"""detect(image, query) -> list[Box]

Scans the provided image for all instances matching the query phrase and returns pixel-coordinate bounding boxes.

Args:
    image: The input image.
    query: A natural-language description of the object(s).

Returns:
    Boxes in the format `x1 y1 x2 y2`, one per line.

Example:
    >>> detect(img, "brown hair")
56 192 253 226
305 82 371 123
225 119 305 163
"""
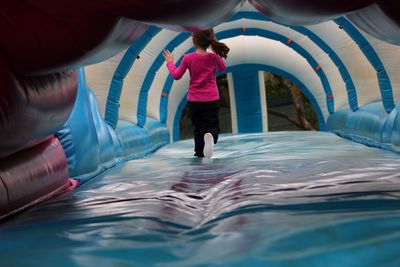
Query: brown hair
192 29 230 59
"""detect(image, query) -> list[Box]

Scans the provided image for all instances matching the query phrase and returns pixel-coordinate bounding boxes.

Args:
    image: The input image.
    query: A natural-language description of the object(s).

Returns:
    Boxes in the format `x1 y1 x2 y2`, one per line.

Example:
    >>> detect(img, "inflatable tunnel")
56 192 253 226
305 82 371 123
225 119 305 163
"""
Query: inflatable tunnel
1 1 400 266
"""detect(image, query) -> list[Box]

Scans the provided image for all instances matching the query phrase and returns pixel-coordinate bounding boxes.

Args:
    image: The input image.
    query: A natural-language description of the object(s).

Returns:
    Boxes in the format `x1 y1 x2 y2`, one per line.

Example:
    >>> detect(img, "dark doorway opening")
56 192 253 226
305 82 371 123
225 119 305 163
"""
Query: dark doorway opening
264 72 319 131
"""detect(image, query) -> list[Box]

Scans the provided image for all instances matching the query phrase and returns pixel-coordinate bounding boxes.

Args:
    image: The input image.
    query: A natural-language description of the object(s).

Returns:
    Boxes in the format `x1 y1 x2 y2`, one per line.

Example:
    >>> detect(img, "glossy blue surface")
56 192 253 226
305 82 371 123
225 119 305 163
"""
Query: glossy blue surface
1 132 400 267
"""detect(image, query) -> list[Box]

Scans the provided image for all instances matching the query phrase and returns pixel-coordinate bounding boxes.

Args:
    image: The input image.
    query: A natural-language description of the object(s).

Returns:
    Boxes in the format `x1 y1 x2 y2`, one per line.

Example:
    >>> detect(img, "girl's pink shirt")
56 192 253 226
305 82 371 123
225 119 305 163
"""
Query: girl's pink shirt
166 52 226 102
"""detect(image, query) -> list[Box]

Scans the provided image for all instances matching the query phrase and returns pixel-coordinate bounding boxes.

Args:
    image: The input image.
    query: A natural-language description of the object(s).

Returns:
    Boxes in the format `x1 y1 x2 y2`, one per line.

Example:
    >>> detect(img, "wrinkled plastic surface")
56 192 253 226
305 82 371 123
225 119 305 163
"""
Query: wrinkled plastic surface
0 54 77 159
327 101 400 154
57 68 170 180
0 137 69 219
56 69 101 177
1 132 400 266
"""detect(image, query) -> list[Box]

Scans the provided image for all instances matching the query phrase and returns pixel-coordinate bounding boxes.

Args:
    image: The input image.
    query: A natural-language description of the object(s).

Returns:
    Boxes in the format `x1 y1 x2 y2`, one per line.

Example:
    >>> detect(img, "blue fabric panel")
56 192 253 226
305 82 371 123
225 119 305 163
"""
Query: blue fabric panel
390 119 400 149
105 26 161 128
173 94 188 141
115 120 169 160
384 101 400 147
88 89 116 164
159 76 174 123
382 100 400 144
334 17 394 112
106 124 124 157
377 70 394 112
231 66 263 133
56 68 101 177
115 121 152 158
327 102 387 147
345 102 387 142
326 106 353 134
105 78 124 129
136 71 156 127
227 64 327 131
144 118 171 148
137 33 191 127
58 68 169 181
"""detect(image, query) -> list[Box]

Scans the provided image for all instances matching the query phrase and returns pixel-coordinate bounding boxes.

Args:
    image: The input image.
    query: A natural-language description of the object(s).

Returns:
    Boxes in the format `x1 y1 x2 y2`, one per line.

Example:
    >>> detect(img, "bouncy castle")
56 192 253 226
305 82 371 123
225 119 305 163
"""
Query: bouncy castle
1 1 400 266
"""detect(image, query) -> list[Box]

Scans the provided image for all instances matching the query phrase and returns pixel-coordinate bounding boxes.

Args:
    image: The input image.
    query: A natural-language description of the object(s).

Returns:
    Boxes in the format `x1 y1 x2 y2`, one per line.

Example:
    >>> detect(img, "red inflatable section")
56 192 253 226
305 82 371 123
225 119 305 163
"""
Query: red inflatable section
0 54 78 159
0 2 149 75
0 137 70 220
0 1 241 75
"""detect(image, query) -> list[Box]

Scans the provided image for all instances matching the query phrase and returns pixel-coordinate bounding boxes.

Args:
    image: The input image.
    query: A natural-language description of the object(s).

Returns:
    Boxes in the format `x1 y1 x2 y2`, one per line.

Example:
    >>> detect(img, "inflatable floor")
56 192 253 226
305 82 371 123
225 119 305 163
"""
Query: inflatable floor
1 132 400 266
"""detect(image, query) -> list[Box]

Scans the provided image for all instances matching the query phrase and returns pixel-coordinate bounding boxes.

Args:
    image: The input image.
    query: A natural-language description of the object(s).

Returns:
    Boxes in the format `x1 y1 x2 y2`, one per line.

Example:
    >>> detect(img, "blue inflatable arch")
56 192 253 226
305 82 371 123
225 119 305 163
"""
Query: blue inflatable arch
99 9 393 137
173 64 326 141
77 3 400 179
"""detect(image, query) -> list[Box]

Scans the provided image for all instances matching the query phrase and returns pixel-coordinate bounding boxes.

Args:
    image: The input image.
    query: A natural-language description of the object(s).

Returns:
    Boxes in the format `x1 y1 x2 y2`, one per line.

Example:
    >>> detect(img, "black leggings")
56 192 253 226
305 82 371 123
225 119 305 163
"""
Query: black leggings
189 100 220 157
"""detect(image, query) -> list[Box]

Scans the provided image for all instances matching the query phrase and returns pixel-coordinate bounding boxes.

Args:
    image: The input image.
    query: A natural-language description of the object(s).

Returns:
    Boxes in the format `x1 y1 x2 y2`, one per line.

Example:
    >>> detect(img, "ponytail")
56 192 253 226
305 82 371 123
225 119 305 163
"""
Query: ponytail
192 29 230 59
210 39 230 59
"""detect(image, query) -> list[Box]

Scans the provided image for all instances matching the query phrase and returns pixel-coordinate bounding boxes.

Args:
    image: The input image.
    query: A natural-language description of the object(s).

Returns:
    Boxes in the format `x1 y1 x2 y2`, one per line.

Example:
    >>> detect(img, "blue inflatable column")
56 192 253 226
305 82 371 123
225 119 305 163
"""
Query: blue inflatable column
231 66 264 133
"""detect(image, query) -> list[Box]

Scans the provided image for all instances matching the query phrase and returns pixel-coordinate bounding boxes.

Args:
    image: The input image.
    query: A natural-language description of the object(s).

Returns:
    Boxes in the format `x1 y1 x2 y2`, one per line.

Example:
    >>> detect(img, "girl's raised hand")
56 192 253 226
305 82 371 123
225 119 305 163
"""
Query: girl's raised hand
163 50 174 62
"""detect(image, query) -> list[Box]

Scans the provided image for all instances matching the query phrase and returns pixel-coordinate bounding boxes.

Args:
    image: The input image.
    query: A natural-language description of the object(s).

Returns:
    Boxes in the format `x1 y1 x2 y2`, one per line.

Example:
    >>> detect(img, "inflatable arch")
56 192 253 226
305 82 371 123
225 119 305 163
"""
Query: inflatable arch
86 3 399 142
1 1 400 219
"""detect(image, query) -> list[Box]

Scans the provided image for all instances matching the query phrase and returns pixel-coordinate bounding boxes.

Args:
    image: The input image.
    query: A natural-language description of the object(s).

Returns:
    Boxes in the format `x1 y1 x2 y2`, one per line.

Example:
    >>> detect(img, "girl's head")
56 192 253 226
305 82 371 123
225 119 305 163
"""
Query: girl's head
192 29 230 59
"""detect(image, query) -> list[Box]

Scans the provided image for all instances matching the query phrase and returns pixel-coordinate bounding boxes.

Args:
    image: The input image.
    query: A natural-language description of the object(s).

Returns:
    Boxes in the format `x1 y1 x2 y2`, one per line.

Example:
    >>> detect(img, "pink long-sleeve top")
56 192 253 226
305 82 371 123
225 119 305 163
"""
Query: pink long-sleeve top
166 52 226 102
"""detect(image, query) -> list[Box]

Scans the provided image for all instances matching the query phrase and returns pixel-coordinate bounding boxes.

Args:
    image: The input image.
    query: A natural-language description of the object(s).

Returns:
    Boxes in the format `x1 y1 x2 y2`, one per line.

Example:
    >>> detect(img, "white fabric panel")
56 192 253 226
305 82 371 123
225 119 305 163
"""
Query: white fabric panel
85 50 126 117
361 32 400 103
225 36 328 119
147 38 192 120
167 36 328 138
146 17 351 127
216 18 347 111
148 38 194 122
164 40 197 139
148 18 345 126
258 71 269 132
318 56 348 109
307 21 381 108
147 67 167 121
227 73 239 134
167 74 190 143
119 29 180 124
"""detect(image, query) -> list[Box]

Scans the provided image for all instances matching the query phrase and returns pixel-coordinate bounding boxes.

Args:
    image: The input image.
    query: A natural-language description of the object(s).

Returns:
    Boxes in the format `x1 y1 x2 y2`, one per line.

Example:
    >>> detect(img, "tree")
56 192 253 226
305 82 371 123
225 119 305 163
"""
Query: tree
265 72 317 131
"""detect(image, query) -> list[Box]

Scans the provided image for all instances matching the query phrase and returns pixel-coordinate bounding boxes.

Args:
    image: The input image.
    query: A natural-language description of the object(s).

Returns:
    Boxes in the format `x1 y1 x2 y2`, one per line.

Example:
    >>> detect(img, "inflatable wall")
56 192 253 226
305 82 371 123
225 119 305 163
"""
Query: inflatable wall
1 0 399 219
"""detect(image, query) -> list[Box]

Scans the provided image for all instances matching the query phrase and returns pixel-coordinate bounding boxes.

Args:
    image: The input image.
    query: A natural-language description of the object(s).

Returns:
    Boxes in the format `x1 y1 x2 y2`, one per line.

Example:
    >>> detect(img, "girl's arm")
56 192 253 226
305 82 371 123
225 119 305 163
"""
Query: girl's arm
163 50 188 80
214 53 226 73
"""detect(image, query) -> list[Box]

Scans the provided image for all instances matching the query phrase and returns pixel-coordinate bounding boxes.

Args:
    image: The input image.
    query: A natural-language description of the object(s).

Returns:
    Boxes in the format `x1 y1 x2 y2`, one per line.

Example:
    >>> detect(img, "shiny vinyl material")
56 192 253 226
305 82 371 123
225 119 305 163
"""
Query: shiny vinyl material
1 132 400 266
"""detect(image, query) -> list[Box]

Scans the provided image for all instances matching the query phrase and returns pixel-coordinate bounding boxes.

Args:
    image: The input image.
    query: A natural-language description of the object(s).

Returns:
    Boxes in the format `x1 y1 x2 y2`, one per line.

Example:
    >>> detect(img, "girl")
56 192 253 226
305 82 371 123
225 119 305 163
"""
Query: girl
163 29 229 158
